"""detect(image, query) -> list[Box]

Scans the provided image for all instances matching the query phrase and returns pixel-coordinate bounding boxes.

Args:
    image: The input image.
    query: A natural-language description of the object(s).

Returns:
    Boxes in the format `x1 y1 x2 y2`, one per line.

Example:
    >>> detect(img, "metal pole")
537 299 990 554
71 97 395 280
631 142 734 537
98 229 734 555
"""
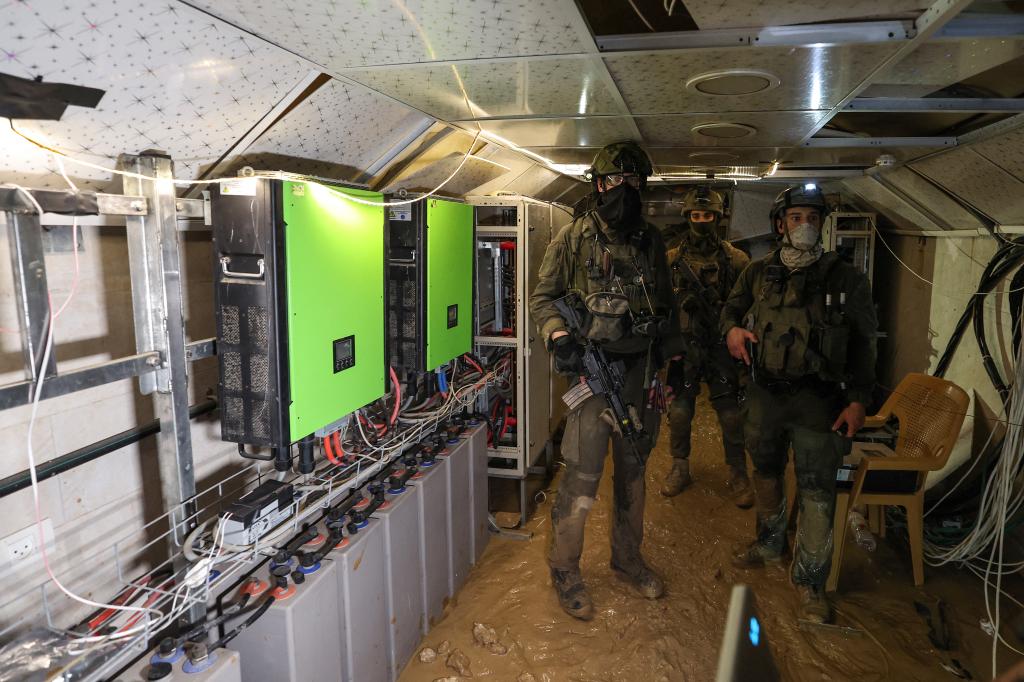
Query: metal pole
118 151 202 626
5 203 57 381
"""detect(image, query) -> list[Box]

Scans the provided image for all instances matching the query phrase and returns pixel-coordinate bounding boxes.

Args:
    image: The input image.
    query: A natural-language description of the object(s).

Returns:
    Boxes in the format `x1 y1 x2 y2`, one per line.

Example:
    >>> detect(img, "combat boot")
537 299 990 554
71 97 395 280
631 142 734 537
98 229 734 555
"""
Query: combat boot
660 459 692 497
726 466 755 509
610 559 665 599
731 539 784 569
550 568 594 620
797 584 832 624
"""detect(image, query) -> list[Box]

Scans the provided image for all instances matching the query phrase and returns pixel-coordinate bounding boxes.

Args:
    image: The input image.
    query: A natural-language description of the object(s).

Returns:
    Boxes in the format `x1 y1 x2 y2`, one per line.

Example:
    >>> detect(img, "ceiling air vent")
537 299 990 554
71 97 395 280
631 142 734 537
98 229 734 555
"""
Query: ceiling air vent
691 122 757 139
686 70 780 96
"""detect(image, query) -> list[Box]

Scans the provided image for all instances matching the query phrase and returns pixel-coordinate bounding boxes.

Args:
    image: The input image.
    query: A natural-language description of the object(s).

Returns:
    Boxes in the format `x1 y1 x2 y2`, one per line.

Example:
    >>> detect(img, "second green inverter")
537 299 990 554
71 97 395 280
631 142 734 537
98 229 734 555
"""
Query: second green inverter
212 178 386 448
387 198 474 372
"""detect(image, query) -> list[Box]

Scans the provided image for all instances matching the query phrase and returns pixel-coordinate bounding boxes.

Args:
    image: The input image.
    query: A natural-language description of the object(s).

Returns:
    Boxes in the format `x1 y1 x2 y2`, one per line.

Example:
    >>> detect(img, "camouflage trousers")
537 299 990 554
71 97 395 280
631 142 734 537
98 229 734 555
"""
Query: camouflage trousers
667 342 746 469
548 358 661 573
743 380 849 588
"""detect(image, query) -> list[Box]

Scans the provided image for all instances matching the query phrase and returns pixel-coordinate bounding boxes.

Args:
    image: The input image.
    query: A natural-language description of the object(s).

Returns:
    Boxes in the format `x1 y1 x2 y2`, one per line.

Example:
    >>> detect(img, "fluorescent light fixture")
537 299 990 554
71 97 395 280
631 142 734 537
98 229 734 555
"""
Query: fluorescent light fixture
549 163 591 176
804 183 817 190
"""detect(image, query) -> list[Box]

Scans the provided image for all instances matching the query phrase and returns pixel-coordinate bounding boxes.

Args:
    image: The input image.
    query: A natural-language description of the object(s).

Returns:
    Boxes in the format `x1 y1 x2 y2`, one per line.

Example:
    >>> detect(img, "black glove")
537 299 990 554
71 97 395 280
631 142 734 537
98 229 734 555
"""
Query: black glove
553 335 584 376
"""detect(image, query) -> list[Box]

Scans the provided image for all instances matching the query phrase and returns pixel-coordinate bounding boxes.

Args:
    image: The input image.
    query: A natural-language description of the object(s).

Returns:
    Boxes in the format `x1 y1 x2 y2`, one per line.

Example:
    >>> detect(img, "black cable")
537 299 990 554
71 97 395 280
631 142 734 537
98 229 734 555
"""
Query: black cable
972 251 1024 401
175 592 252 646
1009 264 1024 358
209 594 276 650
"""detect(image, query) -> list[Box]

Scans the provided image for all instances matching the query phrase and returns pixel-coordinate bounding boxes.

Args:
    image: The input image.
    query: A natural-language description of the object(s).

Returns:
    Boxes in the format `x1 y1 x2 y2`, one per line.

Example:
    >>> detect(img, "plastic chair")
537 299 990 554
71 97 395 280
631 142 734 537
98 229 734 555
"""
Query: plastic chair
828 373 969 590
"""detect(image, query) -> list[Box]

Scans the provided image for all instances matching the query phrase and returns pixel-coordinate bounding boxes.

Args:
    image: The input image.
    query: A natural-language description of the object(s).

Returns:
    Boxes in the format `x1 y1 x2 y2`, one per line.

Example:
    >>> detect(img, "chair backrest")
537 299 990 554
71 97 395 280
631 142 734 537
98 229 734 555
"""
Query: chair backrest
884 373 970 469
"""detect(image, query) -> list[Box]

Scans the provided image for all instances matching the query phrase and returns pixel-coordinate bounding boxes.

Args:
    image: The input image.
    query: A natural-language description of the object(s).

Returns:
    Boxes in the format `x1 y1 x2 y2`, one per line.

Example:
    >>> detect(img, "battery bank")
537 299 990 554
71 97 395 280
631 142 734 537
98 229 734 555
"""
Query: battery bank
414 457 451 630
466 424 490 564
232 561 343 682
443 433 473 593
335 516 389 682
376 478 425 680
117 647 241 681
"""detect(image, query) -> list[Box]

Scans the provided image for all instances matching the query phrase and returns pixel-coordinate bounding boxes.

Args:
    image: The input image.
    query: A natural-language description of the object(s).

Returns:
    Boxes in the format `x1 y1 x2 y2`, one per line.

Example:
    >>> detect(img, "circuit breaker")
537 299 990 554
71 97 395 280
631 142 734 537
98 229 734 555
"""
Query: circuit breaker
387 197 474 372
211 178 386 449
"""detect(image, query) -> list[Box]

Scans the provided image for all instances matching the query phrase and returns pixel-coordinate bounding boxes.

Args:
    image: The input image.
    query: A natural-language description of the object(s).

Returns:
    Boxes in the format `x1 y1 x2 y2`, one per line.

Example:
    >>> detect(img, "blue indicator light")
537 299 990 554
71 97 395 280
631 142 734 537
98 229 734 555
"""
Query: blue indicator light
748 616 761 646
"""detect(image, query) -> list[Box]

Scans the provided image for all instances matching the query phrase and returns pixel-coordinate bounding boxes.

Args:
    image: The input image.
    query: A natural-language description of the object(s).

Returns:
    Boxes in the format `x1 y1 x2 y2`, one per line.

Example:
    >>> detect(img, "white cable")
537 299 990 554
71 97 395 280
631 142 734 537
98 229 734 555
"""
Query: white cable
7 120 480 208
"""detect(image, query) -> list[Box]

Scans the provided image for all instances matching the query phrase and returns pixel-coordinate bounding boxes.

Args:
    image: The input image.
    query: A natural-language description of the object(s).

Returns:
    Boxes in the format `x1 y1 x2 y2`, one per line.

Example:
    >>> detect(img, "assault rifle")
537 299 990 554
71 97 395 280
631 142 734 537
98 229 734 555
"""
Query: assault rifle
554 294 645 465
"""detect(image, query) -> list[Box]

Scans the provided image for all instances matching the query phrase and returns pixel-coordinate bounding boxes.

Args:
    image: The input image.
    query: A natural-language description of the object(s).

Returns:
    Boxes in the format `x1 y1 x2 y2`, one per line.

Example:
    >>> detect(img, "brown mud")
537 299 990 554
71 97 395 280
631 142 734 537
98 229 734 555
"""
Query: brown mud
400 393 1016 681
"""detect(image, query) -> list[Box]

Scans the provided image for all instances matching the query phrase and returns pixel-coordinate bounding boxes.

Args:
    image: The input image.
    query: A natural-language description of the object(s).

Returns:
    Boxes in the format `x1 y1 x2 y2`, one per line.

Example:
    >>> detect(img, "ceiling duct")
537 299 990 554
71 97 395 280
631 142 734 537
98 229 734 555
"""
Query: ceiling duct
685 70 781 96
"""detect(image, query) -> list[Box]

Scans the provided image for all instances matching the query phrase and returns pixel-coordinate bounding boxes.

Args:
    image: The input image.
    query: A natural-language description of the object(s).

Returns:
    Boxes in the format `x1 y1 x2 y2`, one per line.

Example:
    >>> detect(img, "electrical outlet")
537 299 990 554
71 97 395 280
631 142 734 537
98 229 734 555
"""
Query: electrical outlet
3 519 54 568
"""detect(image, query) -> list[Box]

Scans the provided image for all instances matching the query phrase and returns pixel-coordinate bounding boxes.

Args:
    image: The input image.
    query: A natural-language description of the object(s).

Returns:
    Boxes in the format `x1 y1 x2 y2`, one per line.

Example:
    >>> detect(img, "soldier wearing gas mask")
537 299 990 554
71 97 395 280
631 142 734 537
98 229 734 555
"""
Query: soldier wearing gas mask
720 185 877 623
529 141 679 620
661 187 753 508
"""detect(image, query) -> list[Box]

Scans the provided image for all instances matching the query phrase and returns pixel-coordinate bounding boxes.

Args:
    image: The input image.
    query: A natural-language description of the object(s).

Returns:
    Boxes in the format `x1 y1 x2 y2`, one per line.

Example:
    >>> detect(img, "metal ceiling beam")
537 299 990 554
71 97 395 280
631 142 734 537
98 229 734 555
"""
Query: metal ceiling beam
791 0 976 151
933 13 1024 38
844 97 1024 113
596 20 911 51
803 137 957 148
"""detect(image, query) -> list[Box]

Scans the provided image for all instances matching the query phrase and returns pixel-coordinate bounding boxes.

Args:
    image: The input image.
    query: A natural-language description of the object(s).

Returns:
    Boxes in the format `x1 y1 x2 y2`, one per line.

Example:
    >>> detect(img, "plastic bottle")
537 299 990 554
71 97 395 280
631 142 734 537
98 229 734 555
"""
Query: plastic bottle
848 510 877 552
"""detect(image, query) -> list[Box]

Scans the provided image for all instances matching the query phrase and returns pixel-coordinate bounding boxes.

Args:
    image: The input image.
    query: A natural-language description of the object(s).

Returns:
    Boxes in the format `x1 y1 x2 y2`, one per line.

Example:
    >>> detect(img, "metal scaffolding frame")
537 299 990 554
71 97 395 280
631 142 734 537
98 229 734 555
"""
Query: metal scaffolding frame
0 150 216 626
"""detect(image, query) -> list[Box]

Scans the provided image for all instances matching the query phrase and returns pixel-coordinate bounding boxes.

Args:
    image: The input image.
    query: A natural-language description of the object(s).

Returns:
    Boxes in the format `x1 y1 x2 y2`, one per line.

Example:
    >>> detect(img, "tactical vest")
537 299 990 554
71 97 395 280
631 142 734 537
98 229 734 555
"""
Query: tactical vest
748 252 851 383
563 215 665 347
670 240 735 338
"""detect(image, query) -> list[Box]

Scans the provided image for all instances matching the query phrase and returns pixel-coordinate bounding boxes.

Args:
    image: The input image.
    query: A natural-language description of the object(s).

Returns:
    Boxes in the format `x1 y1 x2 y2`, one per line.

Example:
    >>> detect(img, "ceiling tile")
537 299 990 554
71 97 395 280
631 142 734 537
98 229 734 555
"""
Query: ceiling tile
840 176 945 231
648 146 782 172
681 0 926 29
863 37 1024 98
474 117 639 148
882 166 986 229
781 146 944 167
971 125 1024 183
636 112 823 146
186 0 593 69
0 0 308 190
234 79 428 180
344 56 626 121
605 44 900 115
911 149 1024 225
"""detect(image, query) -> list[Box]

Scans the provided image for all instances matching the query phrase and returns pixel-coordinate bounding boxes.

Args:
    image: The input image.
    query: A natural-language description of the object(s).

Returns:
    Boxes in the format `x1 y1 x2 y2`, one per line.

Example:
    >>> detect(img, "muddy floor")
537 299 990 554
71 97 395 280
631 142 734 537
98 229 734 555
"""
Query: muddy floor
400 394 1019 681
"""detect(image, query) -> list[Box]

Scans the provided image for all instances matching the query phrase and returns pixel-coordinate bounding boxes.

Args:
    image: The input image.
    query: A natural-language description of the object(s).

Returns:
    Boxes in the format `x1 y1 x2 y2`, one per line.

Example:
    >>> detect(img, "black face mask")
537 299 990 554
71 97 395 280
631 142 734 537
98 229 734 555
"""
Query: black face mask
596 183 642 230
687 218 717 237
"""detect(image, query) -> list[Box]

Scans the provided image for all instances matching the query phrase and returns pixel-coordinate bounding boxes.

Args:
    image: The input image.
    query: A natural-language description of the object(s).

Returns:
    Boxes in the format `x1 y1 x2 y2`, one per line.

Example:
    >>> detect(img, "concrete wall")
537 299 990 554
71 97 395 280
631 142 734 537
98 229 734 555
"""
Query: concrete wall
0 214 245 631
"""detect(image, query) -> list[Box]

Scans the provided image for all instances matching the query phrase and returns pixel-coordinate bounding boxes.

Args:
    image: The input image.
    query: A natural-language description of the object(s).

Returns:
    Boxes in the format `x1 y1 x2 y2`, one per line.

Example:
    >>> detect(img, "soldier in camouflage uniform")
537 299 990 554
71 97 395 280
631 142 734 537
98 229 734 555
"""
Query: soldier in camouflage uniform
529 142 679 620
721 185 877 623
661 188 753 508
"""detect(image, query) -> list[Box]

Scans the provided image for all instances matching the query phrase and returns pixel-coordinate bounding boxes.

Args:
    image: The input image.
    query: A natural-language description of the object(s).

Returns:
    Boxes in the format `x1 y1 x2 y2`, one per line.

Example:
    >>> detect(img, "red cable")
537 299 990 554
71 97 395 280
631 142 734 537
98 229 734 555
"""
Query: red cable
323 434 343 466
388 366 401 426
333 431 346 463
463 354 485 375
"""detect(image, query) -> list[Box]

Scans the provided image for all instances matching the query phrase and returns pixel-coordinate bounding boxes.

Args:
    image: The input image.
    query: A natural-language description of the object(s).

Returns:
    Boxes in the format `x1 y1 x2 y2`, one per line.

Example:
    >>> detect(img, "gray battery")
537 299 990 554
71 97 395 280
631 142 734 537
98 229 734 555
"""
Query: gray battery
335 517 389 682
444 432 473 593
413 456 450 630
232 561 343 682
376 479 425 680
466 424 490 564
117 647 242 681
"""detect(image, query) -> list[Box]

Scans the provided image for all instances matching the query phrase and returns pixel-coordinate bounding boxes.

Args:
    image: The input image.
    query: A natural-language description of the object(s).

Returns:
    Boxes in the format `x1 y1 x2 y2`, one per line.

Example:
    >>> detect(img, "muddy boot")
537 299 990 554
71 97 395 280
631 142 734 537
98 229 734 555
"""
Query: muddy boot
660 459 692 497
610 560 665 599
550 568 594 620
797 584 832 624
727 466 755 509
731 539 784 569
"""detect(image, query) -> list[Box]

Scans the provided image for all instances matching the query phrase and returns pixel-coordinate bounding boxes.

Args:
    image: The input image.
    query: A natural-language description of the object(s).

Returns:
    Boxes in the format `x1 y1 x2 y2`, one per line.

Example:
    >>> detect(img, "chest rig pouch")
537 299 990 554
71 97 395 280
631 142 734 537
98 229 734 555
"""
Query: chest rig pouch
672 247 732 338
577 229 659 342
751 255 849 382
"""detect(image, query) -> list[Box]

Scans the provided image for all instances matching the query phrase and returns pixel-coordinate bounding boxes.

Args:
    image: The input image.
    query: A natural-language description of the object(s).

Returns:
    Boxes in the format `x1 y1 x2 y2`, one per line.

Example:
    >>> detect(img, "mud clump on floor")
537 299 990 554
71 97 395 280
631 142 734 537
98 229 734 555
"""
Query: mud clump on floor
400 391 1002 681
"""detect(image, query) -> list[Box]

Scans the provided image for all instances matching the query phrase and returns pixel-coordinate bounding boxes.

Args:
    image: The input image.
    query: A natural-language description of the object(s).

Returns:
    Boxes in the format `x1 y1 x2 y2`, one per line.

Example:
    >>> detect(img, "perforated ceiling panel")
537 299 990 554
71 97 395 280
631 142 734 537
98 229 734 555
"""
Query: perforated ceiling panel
343 56 626 121
681 0 927 30
0 0 307 190
840 175 944 231
185 0 593 69
604 44 900 115
881 167 986 230
234 79 429 180
862 37 1024 98
969 125 1024 183
911 149 1024 225
636 112 823 147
